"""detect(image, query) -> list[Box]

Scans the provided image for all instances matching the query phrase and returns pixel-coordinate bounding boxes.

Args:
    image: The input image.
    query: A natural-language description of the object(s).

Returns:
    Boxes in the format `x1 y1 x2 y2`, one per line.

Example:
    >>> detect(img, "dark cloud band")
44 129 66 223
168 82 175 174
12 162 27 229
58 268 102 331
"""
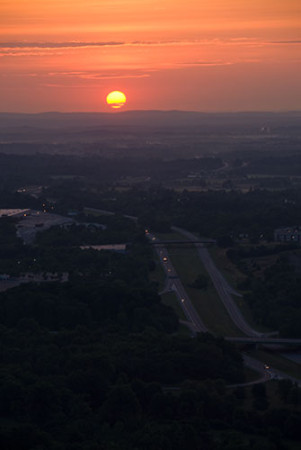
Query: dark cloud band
0 41 125 49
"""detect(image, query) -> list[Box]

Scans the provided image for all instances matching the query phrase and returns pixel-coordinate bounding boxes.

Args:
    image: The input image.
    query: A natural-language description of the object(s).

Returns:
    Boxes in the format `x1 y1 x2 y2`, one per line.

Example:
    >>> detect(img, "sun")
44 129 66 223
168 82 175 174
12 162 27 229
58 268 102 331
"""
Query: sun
106 91 127 109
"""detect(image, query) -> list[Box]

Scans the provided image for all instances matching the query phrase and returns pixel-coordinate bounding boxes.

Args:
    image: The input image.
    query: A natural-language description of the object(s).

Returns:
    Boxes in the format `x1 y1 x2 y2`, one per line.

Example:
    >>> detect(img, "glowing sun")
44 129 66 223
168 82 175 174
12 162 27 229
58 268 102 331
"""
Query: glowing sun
106 91 127 109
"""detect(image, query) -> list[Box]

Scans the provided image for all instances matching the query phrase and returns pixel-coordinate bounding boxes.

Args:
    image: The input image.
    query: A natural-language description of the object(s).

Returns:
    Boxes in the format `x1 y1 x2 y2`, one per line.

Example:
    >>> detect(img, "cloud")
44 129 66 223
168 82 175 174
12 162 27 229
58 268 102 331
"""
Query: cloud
0 38 282 51
1 39 298 63
63 73 150 80
271 40 301 44
0 41 125 49
177 61 234 67
1 37 300 49
39 71 152 87
0 51 64 57
0 39 209 59
47 70 152 79
0 40 196 57
74 73 150 80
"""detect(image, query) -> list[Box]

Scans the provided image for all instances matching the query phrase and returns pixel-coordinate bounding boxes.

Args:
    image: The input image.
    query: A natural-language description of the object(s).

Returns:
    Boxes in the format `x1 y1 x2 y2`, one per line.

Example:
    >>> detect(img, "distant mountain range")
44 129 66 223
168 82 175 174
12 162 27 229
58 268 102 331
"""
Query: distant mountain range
0 110 300 130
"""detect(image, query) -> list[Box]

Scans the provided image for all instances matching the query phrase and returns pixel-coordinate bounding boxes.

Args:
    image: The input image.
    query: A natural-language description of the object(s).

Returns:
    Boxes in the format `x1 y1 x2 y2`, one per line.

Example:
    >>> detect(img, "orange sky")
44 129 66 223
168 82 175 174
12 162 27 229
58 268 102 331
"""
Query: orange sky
0 0 300 112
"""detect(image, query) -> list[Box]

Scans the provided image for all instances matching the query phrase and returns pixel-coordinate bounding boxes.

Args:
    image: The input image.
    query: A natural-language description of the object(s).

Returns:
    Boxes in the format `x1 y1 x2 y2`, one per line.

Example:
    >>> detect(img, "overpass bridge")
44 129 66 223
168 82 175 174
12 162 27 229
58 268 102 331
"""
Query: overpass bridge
150 239 216 246
226 337 301 347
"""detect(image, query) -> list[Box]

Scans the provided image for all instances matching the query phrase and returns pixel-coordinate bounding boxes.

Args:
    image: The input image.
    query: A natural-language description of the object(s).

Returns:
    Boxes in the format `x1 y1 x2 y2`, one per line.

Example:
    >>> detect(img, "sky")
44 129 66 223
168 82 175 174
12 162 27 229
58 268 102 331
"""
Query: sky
0 0 300 112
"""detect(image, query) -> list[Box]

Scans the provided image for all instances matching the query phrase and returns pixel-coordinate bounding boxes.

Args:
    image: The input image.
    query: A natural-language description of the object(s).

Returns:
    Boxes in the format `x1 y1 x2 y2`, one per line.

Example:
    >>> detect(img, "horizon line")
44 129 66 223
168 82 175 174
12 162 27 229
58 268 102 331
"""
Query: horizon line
1 109 300 115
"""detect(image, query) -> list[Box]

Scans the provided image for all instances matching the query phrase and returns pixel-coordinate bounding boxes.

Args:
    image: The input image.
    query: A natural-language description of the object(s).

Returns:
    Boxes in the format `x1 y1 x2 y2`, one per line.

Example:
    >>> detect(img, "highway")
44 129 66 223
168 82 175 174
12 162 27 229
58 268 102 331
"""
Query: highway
172 226 262 337
226 337 301 346
148 232 208 333
83 207 299 383
151 232 301 386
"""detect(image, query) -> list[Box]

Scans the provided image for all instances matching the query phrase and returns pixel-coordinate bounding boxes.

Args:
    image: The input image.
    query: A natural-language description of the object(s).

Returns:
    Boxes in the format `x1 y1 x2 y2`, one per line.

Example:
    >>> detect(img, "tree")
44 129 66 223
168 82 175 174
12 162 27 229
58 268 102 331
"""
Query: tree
101 385 140 424
252 383 269 411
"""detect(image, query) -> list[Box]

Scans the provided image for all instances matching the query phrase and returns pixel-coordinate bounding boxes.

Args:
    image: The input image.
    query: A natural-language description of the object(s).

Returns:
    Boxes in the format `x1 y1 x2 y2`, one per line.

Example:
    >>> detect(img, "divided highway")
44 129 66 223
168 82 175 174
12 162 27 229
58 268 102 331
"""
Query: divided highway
150 227 300 386
172 226 262 337
84 208 300 383
241 354 301 388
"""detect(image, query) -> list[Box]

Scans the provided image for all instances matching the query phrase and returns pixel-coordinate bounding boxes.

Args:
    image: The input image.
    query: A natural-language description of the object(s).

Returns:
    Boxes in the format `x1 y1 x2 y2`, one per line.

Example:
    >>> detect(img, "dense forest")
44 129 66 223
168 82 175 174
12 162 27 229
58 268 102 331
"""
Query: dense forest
1 323 300 450
0 249 300 449
236 257 301 338
40 183 301 240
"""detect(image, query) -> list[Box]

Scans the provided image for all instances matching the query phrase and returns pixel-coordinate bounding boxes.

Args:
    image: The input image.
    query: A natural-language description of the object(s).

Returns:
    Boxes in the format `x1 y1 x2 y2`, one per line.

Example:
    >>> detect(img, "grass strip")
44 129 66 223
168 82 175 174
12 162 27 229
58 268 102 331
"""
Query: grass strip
161 291 187 321
148 250 166 292
209 246 270 333
168 247 243 336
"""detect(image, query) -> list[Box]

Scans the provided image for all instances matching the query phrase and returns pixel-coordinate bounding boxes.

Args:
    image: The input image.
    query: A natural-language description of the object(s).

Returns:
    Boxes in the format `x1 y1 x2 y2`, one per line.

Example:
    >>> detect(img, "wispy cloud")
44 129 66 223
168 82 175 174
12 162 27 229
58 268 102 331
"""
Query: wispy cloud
47 70 152 79
177 60 234 67
0 40 203 52
1 39 298 64
1 38 299 51
35 70 153 87
0 51 64 57
49 73 151 81
271 40 301 44
0 40 192 57
0 41 125 49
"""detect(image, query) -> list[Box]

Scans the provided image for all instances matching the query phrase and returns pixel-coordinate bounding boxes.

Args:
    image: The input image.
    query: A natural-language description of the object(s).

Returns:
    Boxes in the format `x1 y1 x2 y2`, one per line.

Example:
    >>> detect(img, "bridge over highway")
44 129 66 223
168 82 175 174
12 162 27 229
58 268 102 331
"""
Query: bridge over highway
150 239 216 245
226 337 301 346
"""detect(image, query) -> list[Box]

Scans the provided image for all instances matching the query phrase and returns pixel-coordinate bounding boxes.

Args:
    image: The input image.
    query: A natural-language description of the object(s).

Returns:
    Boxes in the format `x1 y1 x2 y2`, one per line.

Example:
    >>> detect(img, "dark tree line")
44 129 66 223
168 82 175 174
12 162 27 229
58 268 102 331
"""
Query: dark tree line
240 257 301 337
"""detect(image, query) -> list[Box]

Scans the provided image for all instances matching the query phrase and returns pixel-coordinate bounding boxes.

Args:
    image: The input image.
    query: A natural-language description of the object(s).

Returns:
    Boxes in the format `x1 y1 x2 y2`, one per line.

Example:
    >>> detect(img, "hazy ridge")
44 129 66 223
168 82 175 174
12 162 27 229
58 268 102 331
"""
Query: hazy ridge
1 110 300 130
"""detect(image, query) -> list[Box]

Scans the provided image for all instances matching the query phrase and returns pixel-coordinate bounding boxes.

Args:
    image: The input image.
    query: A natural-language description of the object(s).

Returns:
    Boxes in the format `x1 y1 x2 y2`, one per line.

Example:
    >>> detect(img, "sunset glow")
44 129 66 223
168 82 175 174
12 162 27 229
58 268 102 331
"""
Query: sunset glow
106 91 127 109
0 0 300 112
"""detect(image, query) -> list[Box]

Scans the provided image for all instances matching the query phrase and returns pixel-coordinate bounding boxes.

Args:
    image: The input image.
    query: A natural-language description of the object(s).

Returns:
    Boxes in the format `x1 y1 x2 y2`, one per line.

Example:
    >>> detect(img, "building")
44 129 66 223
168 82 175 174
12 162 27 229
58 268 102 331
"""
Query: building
274 226 301 245
80 244 127 253
0 209 30 218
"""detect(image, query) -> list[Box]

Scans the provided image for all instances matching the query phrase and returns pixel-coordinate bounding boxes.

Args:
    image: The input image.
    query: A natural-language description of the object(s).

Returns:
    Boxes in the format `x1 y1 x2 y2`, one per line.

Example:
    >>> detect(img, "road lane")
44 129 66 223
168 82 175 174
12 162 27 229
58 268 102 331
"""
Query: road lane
148 232 208 333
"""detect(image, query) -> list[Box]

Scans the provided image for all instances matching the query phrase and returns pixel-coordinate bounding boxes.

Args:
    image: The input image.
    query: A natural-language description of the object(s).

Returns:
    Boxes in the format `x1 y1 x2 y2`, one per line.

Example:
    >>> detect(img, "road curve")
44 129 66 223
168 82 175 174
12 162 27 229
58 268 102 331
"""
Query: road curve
241 354 301 387
152 227 300 385
84 208 298 383
227 354 272 387
172 226 262 337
